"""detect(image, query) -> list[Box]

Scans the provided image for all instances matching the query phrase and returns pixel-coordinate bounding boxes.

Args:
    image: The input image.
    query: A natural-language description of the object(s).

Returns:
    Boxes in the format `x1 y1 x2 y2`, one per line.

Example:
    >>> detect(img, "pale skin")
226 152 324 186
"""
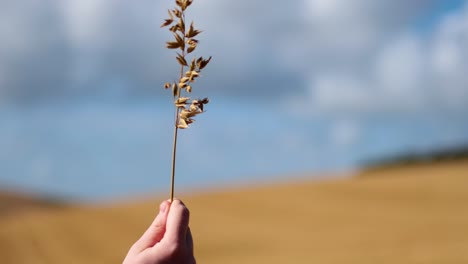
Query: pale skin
123 200 195 264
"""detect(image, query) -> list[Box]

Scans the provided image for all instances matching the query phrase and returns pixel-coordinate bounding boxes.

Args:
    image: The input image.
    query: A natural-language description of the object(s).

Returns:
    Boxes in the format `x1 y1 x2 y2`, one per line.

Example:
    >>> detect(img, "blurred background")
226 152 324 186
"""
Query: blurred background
1 0 467 201
0 0 467 263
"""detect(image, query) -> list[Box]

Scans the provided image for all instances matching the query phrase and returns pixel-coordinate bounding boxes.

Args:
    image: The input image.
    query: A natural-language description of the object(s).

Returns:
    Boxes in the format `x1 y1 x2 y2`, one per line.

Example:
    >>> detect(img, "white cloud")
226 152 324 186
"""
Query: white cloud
60 0 108 46
0 0 466 113
0 0 172 102
375 35 426 96
311 74 374 111
430 5 468 108
305 0 382 54
301 1 468 113
0 0 71 101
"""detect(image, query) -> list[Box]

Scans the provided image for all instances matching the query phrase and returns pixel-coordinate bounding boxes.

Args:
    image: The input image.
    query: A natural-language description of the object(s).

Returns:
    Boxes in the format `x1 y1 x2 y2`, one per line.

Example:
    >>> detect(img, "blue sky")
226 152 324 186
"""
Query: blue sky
420 0 466 28
0 0 467 201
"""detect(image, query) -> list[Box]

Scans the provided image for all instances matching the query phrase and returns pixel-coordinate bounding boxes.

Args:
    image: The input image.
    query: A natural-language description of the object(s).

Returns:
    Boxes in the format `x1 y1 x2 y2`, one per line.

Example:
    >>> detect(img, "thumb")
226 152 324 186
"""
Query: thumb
132 200 170 252
164 199 190 245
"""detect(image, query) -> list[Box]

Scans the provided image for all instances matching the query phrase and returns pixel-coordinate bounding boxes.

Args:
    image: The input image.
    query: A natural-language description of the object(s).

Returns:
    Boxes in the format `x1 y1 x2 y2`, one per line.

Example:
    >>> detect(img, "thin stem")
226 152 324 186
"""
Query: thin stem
170 12 186 202
170 116 178 202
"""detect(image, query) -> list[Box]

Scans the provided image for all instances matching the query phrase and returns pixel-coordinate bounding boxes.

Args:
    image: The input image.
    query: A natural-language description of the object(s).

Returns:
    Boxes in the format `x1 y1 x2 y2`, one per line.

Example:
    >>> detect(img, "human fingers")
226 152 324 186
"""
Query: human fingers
131 200 170 252
186 227 194 254
164 199 190 245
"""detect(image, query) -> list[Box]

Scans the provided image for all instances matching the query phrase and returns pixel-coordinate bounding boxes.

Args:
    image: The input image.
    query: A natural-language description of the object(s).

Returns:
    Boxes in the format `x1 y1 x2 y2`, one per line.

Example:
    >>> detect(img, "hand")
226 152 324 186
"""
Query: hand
123 199 195 264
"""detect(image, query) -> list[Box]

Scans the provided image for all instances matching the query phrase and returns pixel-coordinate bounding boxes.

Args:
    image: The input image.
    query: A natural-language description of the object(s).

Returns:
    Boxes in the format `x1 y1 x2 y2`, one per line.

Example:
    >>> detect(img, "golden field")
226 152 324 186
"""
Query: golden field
1 161 467 264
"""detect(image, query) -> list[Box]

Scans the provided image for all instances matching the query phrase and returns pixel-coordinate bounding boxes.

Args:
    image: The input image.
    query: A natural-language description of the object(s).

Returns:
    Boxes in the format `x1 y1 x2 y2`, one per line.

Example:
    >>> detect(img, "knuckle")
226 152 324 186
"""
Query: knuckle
152 218 165 229
166 241 184 257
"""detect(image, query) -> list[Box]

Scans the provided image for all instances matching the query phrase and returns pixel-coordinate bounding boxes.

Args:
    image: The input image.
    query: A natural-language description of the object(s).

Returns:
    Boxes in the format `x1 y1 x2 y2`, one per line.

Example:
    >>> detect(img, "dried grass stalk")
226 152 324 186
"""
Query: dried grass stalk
161 0 212 202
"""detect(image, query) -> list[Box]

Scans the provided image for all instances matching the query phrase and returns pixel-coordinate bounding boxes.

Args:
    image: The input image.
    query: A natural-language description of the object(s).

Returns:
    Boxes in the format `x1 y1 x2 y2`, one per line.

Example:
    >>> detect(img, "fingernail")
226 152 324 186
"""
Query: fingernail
160 202 168 213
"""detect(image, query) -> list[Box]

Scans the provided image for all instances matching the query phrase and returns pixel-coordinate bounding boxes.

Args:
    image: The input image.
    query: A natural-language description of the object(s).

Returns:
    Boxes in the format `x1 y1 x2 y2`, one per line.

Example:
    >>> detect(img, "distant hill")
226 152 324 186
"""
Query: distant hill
0 190 64 217
362 145 468 171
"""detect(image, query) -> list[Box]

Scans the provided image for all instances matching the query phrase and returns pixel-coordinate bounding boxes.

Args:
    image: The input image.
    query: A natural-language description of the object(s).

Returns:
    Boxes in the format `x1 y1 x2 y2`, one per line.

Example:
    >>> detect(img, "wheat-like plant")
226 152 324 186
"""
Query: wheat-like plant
161 0 211 202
